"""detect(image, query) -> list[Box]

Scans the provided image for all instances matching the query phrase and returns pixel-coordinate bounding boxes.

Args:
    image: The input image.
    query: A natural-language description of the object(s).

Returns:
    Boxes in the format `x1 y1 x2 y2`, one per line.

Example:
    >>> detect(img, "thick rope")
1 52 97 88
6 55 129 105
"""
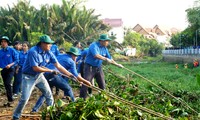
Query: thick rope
59 72 173 119
91 85 173 120
110 62 198 114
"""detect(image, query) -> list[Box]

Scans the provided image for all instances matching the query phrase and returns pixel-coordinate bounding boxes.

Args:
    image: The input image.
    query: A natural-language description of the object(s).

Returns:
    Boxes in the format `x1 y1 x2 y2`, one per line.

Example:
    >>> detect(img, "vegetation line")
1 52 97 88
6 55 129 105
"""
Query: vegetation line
91 85 173 120
121 66 199 114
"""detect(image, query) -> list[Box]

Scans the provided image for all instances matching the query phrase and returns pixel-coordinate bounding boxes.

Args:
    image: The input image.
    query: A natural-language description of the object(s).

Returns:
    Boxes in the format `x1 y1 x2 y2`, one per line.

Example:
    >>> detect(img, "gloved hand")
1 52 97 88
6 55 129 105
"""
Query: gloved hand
116 63 124 68
51 70 59 75
106 58 113 64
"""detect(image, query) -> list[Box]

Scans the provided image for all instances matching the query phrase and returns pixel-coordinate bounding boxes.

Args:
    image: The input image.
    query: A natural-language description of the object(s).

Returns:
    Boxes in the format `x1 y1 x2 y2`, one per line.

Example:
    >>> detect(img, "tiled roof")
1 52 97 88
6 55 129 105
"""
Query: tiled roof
132 24 149 34
132 24 180 38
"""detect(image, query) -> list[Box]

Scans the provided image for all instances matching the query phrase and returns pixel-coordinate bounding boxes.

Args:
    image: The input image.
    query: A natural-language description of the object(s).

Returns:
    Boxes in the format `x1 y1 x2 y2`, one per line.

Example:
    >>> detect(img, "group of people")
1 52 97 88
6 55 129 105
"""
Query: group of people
0 36 30 107
0 34 123 120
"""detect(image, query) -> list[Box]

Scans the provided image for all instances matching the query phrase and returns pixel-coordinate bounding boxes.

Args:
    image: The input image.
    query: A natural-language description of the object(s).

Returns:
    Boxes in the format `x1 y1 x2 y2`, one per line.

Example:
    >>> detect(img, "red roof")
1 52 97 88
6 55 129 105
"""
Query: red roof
102 18 123 27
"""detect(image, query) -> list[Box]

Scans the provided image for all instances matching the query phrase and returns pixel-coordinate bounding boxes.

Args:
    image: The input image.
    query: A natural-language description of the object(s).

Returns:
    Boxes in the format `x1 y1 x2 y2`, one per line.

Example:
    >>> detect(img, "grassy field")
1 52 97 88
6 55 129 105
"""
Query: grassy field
107 61 200 93
103 58 200 119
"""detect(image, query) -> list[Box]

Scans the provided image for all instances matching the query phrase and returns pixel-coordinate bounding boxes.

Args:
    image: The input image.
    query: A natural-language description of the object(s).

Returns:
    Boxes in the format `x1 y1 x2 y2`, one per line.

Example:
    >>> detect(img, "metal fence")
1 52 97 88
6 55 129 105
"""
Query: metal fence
162 48 200 55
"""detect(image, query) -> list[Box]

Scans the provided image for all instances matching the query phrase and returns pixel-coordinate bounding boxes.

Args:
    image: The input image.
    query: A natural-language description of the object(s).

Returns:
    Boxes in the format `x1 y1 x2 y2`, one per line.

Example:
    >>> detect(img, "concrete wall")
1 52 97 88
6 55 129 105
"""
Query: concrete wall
162 55 200 63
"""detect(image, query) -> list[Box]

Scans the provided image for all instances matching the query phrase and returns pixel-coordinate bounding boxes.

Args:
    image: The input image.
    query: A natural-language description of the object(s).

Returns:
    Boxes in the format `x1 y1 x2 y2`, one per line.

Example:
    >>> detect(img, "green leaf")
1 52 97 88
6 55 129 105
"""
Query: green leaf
56 99 67 107
94 110 104 118
137 110 143 116
113 101 120 106
66 111 73 118
181 112 188 116
107 107 114 114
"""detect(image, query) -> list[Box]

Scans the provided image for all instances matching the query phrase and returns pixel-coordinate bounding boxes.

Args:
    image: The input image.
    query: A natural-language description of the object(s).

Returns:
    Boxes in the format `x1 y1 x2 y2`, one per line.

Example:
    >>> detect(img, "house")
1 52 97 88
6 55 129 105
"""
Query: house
132 24 180 47
102 18 124 44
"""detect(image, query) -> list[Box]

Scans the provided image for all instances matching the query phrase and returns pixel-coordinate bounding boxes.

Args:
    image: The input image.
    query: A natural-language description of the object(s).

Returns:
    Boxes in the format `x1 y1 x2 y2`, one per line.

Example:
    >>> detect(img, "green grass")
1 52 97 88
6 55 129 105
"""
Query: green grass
105 61 200 118
107 61 200 93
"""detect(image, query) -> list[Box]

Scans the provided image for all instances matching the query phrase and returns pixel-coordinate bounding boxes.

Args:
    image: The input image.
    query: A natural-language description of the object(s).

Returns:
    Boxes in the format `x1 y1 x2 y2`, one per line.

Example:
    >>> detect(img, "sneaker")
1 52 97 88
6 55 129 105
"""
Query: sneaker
13 94 18 99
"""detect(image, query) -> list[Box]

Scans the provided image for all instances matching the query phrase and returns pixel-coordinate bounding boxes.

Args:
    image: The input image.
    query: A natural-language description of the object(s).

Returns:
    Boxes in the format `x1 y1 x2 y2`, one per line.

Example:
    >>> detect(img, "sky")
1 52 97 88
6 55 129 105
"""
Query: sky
1 0 197 30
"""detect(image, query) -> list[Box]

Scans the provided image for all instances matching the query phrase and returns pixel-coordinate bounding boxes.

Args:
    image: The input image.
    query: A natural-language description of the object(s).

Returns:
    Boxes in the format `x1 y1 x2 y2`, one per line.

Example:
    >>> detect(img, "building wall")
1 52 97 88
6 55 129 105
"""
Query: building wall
108 27 124 44
163 55 199 64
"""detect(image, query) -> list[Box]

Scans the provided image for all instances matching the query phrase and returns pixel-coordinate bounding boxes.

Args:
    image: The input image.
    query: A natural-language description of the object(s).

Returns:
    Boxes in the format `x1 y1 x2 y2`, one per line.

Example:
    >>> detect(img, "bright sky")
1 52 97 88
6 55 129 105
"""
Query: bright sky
1 0 196 30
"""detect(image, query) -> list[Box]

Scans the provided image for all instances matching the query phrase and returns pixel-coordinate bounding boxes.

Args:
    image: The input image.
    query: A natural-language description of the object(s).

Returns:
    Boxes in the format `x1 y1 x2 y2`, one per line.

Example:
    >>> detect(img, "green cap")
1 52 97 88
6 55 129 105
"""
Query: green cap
39 35 54 44
0 36 11 44
67 47 80 56
98 34 112 41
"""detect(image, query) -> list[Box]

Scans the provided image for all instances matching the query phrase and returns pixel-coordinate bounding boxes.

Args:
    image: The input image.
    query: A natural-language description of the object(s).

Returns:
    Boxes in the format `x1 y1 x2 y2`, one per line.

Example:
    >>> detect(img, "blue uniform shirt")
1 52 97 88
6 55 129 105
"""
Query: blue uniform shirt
19 51 28 67
47 54 79 77
22 45 57 75
14 49 20 66
77 48 88 73
50 44 60 56
85 41 111 67
0 46 19 68
76 48 82 63
81 48 89 62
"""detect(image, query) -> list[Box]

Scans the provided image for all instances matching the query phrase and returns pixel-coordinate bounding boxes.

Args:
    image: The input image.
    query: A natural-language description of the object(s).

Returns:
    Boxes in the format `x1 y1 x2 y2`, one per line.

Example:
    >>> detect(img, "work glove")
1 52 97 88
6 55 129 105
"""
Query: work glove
51 70 59 75
106 58 113 64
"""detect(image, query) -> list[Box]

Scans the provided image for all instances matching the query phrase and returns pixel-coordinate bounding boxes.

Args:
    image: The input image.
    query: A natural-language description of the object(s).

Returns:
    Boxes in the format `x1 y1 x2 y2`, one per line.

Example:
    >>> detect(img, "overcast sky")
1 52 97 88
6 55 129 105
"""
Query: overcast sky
1 0 197 30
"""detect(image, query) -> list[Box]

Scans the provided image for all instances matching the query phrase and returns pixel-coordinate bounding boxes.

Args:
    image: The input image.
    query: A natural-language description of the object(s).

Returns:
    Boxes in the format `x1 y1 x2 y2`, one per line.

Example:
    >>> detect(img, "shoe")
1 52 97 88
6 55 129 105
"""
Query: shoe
30 110 38 114
62 96 72 101
13 116 19 120
13 94 18 99
3 101 13 107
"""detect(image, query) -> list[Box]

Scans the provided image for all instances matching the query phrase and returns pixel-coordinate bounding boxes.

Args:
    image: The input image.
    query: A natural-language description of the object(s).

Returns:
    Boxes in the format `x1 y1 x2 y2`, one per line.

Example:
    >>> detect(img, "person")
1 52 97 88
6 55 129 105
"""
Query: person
0 36 19 106
59 47 66 54
13 41 30 98
74 41 83 71
13 35 74 120
31 47 91 112
78 48 93 95
175 64 178 69
50 42 60 95
13 41 22 98
74 41 82 50
193 59 199 68
50 43 60 56
78 48 89 76
79 34 123 99
184 63 188 69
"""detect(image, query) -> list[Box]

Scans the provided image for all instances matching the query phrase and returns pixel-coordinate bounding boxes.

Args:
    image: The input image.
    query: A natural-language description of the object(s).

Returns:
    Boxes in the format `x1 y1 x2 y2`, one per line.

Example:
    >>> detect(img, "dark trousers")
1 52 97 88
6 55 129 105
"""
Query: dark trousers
13 67 22 94
80 62 92 94
1 68 15 102
80 63 105 99
45 73 75 101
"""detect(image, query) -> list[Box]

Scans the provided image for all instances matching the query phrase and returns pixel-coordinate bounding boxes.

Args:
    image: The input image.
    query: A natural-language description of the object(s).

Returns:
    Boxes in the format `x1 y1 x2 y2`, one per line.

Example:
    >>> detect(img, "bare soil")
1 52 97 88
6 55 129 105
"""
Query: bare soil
0 86 80 120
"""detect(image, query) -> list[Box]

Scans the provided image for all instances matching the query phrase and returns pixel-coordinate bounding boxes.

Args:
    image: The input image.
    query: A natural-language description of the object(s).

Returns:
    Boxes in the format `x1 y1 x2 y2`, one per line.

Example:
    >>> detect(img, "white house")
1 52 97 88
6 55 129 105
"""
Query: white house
102 18 124 44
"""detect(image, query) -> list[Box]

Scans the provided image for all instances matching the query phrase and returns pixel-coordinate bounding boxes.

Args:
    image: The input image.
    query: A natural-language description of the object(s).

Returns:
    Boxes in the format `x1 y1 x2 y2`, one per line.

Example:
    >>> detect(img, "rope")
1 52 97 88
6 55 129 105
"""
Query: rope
58 72 173 119
112 63 198 114
88 84 173 120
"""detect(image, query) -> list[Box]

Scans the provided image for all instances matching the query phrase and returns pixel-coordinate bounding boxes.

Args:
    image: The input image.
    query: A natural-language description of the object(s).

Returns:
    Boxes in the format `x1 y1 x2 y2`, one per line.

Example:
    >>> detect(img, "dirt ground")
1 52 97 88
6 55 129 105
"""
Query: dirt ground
0 86 80 120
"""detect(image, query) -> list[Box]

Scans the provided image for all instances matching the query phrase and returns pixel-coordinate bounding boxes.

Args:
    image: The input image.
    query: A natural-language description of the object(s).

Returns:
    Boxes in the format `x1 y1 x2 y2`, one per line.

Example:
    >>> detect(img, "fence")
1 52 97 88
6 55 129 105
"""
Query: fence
162 48 200 56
